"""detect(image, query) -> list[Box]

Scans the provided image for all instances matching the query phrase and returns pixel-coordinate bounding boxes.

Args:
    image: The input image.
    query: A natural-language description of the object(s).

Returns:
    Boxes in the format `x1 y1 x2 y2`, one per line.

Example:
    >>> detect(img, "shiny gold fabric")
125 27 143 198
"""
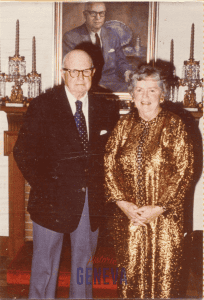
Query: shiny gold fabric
104 109 194 299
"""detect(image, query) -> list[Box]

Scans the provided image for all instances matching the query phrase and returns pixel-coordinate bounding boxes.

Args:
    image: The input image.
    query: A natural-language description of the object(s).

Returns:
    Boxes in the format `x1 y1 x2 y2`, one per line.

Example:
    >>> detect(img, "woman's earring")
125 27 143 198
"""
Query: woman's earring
160 94 165 103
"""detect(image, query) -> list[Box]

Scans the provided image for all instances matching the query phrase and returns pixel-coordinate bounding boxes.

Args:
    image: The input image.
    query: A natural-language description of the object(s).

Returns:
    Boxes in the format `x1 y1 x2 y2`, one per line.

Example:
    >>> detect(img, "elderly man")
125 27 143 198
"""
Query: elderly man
13 50 119 299
63 2 132 92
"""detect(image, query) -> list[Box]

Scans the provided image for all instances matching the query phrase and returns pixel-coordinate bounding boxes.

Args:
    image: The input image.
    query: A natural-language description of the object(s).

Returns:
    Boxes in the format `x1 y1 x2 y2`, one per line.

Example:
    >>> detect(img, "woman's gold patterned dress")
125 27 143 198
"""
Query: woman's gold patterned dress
104 109 194 299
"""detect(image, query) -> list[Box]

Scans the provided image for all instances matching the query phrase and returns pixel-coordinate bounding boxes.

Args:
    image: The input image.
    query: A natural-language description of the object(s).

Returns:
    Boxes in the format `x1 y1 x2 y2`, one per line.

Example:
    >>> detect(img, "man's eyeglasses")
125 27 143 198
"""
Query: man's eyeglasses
62 68 94 78
85 10 106 18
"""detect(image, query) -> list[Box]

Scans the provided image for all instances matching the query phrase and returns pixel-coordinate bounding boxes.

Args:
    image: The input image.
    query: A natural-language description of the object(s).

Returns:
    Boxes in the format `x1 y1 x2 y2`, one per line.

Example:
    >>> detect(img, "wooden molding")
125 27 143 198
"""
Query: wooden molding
4 131 19 156
0 236 9 256
1 107 27 259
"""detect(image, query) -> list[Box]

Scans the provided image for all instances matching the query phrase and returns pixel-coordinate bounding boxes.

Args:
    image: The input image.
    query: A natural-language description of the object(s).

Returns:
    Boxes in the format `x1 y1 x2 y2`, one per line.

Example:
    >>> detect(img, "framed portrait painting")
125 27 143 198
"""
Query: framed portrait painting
54 2 158 92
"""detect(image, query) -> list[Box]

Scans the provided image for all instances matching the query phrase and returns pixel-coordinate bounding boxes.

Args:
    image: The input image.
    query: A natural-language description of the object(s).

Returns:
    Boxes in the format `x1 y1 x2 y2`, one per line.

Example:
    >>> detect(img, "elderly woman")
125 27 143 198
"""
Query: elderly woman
104 64 194 298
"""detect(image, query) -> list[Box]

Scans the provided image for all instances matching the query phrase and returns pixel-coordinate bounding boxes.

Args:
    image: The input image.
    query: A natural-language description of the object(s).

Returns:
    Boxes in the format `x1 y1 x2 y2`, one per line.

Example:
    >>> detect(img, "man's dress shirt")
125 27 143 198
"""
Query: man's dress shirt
65 86 89 138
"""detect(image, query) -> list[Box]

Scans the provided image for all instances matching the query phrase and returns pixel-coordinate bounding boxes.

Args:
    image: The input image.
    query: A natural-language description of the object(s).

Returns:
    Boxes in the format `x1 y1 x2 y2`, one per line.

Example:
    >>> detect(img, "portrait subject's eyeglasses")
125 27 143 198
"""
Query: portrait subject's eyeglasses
85 10 106 18
62 68 95 78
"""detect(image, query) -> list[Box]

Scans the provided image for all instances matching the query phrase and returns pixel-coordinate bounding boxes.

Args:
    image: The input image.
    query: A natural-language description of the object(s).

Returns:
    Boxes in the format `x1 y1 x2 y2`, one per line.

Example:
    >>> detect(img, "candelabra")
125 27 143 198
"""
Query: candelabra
0 20 41 106
179 23 203 108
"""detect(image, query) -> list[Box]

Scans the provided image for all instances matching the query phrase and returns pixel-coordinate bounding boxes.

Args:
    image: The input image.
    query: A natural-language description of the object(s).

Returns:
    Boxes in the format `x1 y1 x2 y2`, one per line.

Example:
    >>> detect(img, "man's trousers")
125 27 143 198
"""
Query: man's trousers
29 189 99 299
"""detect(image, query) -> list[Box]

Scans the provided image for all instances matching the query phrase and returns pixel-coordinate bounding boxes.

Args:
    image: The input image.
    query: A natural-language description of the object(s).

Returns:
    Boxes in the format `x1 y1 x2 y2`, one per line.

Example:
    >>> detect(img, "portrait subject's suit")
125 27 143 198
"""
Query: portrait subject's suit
63 23 131 92
13 84 119 298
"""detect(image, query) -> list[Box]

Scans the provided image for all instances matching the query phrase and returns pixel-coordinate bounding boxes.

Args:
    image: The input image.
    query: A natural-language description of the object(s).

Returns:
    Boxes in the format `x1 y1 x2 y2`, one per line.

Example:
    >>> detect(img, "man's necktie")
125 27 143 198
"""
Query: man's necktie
95 33 101 48
74 100 88 153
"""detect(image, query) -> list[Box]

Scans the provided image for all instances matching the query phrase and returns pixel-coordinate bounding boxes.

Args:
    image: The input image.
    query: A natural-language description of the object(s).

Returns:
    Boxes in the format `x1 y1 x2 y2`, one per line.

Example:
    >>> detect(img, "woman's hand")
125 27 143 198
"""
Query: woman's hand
116 201 147 226
137 205 164 224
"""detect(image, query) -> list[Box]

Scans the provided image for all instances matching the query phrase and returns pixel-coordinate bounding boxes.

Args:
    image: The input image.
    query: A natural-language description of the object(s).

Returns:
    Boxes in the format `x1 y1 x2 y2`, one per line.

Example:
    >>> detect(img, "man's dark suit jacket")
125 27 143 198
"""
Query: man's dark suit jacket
13 85 119 233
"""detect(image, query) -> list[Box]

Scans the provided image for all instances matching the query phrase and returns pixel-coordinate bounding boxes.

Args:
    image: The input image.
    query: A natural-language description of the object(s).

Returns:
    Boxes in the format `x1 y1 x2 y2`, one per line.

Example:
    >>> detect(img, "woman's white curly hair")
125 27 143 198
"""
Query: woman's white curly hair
127 64 168 97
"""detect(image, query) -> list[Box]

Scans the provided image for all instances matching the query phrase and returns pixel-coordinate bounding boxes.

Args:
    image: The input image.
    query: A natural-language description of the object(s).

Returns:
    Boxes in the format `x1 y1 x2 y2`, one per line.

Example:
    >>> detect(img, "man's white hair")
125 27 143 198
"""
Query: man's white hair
84 2 106 11
62 55 66 68
62 50 94 69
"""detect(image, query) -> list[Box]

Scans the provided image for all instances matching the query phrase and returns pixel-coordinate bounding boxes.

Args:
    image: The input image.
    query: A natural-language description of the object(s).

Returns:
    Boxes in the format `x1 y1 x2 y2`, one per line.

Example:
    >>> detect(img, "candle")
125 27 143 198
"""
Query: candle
15 20 19 56
170 39 174 64
190 23 194 60
32 37 36 73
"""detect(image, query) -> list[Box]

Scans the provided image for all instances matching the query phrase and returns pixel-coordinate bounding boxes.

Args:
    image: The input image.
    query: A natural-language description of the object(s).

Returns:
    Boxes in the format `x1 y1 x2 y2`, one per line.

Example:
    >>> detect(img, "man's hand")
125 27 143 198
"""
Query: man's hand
116 201 146 226
137 205 164 224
